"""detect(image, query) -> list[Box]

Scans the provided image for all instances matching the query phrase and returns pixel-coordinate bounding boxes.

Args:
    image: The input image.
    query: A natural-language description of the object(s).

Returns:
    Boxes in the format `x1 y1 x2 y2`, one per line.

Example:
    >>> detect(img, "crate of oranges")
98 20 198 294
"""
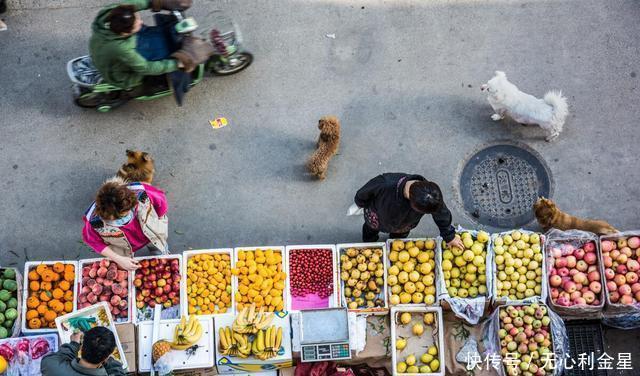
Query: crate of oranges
232 247 287 313
22 261 77 333
182 249 234 316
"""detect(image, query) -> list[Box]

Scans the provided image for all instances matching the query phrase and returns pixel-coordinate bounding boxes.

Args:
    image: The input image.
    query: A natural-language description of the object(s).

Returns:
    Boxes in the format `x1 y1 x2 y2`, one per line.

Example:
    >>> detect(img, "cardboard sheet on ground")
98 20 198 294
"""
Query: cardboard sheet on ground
443 311 498 376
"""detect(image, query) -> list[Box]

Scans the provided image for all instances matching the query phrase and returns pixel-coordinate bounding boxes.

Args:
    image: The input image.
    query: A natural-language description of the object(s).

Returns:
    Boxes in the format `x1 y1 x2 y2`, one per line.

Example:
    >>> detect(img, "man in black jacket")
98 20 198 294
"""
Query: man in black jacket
41 326 126 376
354 173 464 249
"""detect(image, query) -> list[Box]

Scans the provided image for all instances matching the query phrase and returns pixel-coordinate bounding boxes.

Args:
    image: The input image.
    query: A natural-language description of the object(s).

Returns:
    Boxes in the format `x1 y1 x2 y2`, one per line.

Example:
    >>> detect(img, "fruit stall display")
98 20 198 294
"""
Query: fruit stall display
77 258 131 323
0 334 57 376
492 230 546 305
544 230 604 318
337 243 388 314
55 302 127 369
489 304 564 376
232 247 287 313
600 233 640 321
0 268 21 339
390 306 444 376
22 261 77 333
284 245 338 311
132 255 182 322
386 238 438 306
139 315 214 372
182 249 234 316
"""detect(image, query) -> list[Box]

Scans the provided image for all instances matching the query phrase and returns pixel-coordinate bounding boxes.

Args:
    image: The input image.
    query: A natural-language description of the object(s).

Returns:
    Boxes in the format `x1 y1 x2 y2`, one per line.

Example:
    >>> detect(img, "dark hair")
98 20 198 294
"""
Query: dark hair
95 181 138 220
409 181 444 214
107 5 136 34
81 327 117 364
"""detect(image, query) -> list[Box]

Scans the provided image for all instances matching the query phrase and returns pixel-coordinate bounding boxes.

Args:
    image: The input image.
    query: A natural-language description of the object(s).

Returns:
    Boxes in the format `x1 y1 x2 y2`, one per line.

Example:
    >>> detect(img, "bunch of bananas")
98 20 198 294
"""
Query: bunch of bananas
251 325 283 360
232 303 274 334
218 326 252 358
171 315 203 350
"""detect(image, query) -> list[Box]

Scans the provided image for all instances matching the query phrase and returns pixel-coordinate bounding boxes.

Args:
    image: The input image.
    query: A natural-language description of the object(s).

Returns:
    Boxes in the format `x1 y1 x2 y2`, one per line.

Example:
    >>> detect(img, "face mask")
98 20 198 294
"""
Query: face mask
104 210 134 227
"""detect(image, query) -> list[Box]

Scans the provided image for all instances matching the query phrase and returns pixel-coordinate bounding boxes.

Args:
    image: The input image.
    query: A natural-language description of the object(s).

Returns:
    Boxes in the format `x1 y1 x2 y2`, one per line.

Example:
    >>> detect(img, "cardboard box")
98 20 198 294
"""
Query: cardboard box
172 367 218 376
214 312 292 374
115 322 137 374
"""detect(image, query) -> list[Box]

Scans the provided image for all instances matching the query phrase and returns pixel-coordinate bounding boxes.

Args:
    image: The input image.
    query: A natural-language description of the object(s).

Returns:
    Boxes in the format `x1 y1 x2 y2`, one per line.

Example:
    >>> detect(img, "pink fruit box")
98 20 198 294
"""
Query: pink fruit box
284 244 339 312
21 260 79 334
76 258 133 324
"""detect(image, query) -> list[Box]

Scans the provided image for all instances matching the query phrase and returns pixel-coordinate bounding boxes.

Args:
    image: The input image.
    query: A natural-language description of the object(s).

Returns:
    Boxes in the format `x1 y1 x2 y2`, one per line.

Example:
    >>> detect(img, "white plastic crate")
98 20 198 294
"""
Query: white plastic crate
232 246 286 315
22 260 78 334
131 254 183 323
77 257 133 324
336 242 388 315
181 248 235 318
390 306 445 376
284 245 339 311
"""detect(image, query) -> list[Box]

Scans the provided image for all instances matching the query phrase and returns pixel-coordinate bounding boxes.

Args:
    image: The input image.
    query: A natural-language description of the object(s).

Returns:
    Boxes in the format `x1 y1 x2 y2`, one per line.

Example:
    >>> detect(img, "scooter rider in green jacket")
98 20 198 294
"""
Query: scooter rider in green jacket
89 0 212 93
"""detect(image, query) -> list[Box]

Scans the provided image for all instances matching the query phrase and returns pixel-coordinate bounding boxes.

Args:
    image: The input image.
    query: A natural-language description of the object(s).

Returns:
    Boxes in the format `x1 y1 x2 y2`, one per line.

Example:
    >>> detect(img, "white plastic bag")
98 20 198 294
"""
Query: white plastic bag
346 203 363 216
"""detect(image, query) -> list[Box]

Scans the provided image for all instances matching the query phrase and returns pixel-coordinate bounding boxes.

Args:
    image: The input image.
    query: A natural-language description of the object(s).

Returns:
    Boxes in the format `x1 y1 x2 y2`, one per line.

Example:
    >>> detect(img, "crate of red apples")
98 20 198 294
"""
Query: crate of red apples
544 230 604 319
600 233 640 318
77 258 131 323
285 245 338 311
132 255 182 322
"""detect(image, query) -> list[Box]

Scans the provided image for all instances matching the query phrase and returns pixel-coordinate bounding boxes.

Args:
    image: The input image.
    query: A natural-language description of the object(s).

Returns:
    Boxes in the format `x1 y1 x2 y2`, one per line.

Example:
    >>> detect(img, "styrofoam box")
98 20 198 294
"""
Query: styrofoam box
336 242 388 315
22 260 79 334
137 317 215 372
390 306 445 376
385 238 441 307
55 301 128 370
181 248 235 318
76 258 133 324
284 245 339 311
490 230 547 307
232 246 286 315
132 254 183 323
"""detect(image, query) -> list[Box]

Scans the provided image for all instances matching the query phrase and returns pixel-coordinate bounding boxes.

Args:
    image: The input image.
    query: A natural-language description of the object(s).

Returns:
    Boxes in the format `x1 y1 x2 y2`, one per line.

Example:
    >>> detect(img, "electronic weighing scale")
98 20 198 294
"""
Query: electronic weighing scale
298 308 351 362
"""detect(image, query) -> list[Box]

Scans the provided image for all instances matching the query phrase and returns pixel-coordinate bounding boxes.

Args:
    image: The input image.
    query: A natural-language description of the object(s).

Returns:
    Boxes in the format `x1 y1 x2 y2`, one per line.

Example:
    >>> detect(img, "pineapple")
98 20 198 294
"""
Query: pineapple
152 340 172 363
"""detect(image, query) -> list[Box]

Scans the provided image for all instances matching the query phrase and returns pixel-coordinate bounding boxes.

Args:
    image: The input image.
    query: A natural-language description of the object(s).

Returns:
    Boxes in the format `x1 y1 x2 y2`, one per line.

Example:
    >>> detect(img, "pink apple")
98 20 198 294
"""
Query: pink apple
573 272 587 285
588 270 601 282
611 250 620 260
621 247 633 257
628 237 640 249
588 265 597 273
618 239 628 248
627 260 640 272
589 281 602 294
605 269 615 280
576 260 588 272
549 275 562 287
619 284 632 296
617 264 628 275
551 247 562 258
610 291 620 303
549 268 557 276
574 297 587 305
618 254 628 264
620 295 634 305
556 296 570 306
583 252 597 265
562 244 576 256
581 287 590 294
626 272 639 284
574 248 585 260
632 283 640 294
603 256 613 268
635 291 640 302
607 281 618 292
569 269 579 277
584 242 596 253
593 299 601 306
614 274 627 286
555 257 567 268
583 291 596 304
570 291 582 301
563 281 577 293
558 267 570 277
566 256 577 268
550 288 559 299
601 240 615 252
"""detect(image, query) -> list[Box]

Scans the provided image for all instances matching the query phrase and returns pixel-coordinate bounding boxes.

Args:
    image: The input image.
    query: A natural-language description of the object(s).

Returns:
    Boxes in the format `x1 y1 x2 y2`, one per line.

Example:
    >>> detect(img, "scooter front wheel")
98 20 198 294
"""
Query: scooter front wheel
208 52 253 76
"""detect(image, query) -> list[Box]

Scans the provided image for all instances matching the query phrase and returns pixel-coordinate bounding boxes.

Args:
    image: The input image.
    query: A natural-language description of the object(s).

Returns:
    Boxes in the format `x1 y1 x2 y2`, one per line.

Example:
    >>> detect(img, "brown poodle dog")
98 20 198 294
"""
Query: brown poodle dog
533 197 617 235
116 150 155 184
306 116 341 180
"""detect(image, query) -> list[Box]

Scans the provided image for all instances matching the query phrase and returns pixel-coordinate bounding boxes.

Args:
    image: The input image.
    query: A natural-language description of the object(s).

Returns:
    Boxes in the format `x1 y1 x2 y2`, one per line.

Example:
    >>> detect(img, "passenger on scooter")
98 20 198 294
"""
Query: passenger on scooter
89 0 212 95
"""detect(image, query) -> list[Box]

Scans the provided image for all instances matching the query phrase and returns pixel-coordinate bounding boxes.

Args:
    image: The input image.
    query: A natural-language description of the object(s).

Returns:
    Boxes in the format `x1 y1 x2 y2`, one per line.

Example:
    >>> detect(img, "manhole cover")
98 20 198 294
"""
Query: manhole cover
459 143 552 228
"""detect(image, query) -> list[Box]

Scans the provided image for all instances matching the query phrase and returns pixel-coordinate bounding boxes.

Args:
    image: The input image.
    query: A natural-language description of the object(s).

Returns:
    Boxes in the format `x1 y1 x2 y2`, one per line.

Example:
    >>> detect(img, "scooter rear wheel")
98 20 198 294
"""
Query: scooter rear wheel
209 52 253 76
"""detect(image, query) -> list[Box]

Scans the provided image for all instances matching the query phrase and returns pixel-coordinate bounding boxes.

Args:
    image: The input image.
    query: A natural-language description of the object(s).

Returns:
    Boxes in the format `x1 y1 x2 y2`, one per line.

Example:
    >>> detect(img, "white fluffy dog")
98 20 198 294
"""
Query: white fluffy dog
481 71 569 142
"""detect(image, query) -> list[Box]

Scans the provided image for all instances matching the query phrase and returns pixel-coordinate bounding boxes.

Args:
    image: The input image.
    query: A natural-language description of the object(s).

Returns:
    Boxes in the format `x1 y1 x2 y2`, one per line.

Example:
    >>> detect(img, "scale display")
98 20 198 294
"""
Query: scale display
299 308 351 362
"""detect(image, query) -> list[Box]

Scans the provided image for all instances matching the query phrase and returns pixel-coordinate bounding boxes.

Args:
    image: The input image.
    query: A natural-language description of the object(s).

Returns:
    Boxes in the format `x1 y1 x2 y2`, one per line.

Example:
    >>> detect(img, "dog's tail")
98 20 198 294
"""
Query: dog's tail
543 90 569 130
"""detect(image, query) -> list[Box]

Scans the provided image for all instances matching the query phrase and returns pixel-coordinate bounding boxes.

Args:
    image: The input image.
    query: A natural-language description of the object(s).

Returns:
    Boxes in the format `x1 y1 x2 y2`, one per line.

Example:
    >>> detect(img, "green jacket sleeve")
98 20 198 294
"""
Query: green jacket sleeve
119 47 178 76
40 342 80 374
104 358 128 376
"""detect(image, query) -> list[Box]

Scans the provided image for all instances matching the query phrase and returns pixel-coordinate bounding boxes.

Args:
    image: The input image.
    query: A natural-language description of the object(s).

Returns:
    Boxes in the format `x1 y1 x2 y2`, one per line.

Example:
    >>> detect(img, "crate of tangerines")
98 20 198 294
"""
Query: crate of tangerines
22 261 77 333
182 249 234 316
